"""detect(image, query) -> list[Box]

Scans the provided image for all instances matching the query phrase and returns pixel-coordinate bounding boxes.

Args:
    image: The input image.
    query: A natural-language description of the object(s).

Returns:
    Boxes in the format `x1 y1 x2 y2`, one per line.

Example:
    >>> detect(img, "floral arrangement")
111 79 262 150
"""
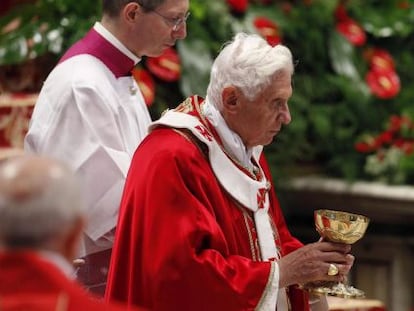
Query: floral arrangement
355 114 414 184
1 0 414 185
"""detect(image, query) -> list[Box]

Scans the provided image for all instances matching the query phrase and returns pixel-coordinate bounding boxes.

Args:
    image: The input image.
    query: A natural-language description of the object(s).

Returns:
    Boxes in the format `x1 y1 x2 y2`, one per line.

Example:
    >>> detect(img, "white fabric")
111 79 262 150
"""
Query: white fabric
202 98 255 170
150 108 288 310
25 50 151 257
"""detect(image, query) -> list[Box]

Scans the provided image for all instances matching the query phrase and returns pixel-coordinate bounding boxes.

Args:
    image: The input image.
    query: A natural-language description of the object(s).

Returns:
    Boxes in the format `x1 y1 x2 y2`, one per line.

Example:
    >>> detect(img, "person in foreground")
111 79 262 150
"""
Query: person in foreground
25 0 189 295
0 155 146 311
105 33 354 310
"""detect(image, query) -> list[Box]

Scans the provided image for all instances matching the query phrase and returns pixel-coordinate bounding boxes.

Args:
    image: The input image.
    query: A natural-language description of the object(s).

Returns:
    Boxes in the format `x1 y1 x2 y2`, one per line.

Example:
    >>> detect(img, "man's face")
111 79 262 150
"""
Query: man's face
229 70 293 149
130 0 189 57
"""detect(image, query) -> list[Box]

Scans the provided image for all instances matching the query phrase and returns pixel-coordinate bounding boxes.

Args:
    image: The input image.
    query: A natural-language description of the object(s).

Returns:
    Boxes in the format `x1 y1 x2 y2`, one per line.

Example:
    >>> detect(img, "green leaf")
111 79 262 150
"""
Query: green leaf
328 32 360 80
177 39 213 97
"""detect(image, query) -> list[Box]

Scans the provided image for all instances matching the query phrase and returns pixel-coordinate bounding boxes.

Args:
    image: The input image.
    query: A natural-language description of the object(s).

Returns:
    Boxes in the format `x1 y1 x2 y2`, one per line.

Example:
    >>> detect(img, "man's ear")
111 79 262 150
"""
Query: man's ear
222 86 239 114
123 2 141 23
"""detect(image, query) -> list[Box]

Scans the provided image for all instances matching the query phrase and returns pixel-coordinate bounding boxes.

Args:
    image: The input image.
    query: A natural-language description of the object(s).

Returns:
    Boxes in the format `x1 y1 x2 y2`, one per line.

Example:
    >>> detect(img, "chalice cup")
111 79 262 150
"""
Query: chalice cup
311 209 370 298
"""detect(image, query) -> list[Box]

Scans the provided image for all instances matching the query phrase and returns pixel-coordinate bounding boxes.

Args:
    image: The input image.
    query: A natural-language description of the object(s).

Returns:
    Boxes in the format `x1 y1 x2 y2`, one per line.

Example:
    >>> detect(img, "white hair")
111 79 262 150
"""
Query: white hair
206 32 294 110
0 156 85 248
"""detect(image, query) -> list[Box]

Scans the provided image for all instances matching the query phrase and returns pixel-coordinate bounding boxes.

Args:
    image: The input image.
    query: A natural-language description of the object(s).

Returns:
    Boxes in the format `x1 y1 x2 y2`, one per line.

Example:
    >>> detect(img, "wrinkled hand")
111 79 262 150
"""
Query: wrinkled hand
278 241 354 288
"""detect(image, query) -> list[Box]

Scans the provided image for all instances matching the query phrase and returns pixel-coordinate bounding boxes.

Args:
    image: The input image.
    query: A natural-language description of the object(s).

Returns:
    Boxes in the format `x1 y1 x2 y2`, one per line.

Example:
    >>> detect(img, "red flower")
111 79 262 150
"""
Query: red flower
401 141 414 155
336 19 366 46
388 115 403 132
393 139 414 155
354 135 379 153
227 0 248 13
253 17 281 46
334 3 349 22
366 69 400 99
393 138 405 148
131 67 155 107
387 115 412 133
146 47 181 82
376 131 393 145
355 142 375 153
364 48 395 73
398 1 410 9
281 2 293 14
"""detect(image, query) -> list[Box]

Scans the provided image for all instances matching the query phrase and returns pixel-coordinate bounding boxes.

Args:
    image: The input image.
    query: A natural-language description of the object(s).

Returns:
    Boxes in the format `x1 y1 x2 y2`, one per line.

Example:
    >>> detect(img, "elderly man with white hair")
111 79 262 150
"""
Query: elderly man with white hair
105 33 354 311
0 155 144 311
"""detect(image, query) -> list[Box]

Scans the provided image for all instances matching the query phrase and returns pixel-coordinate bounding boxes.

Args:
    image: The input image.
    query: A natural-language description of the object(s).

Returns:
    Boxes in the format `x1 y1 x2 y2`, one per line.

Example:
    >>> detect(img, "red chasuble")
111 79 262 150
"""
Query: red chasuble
106 96 309 310
0 251 144 311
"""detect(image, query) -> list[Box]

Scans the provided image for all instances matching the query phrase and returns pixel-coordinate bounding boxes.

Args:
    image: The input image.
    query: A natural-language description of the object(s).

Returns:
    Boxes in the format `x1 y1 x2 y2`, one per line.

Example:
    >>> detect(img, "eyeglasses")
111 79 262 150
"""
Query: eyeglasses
151 10 190 31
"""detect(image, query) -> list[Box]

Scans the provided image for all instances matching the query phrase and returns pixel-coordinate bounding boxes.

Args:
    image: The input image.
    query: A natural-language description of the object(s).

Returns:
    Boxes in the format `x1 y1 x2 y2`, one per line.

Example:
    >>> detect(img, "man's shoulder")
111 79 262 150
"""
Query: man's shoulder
130 126 211 177
146 125 208 153
47 55 113 87
33 54 117 114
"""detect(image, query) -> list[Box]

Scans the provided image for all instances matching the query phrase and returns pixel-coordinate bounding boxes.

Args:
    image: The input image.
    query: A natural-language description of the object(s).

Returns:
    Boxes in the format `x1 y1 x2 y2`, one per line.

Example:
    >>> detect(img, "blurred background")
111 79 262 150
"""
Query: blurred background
0 0 413 310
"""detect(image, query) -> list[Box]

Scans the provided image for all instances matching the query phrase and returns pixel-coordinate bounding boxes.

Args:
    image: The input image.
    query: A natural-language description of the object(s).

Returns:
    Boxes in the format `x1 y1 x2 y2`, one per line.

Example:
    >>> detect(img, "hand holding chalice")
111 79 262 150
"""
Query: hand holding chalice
310 209 370 298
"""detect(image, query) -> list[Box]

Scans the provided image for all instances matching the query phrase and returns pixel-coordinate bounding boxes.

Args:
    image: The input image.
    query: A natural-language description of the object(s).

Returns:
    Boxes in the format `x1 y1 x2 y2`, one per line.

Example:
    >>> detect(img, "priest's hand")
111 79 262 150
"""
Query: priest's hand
277 241 354 288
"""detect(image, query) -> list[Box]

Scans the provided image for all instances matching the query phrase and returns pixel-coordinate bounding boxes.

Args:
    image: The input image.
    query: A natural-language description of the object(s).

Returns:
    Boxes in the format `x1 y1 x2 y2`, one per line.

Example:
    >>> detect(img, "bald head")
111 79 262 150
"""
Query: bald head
0 155 85 251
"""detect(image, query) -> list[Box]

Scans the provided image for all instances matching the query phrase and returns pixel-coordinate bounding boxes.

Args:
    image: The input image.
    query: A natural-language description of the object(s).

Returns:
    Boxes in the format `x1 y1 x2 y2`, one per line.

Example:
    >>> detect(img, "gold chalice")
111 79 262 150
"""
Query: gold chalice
311 209 370 298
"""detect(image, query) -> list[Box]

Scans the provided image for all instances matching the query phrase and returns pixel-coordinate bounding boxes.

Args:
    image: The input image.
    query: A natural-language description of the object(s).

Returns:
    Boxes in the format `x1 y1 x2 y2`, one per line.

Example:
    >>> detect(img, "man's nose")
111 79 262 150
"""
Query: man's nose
281 108 292 125
173 23 187 40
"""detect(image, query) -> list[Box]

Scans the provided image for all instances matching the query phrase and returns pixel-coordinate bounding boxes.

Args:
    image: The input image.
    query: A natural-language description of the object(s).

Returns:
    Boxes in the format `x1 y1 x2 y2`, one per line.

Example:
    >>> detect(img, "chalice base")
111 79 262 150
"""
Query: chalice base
310 283 365 299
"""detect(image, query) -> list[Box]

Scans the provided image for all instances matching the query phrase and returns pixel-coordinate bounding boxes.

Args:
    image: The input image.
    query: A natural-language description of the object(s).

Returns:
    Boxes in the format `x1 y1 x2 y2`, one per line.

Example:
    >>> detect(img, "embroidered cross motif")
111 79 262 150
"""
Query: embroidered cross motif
257 188 267 209
195 125 213 141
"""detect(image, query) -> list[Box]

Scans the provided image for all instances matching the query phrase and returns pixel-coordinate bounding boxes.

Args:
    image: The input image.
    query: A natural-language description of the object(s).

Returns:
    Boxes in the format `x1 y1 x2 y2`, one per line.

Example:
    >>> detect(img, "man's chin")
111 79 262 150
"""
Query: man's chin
261 137 276 147
147 44 175 57
147 47 167 58
147 51 163 58
269 133 280 144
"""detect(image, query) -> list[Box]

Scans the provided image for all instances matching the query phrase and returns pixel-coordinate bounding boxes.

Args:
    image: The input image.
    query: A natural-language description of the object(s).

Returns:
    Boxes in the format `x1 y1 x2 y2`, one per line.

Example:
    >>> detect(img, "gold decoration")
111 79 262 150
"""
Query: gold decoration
0 93 37 148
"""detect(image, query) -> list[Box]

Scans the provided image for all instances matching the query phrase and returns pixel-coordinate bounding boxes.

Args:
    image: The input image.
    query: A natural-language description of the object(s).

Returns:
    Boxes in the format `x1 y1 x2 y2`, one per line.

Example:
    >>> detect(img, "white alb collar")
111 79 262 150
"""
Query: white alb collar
202 97 254 170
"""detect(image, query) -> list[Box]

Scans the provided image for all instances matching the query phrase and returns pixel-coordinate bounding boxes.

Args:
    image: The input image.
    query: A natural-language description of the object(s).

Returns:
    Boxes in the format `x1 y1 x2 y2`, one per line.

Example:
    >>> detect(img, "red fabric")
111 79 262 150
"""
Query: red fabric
106 96 309 310
0 251 143 311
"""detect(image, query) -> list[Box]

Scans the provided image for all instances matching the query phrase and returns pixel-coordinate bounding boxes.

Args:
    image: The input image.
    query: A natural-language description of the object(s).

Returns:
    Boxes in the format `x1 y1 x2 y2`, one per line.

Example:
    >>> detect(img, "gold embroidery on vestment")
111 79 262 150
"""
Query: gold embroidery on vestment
255 261 276 311
174 97 194 113
242 211 258 261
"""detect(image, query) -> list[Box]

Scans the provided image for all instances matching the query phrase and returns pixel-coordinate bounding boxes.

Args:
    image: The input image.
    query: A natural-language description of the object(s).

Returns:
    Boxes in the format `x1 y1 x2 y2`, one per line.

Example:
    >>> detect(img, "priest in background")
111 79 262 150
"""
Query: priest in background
25 0 190 295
